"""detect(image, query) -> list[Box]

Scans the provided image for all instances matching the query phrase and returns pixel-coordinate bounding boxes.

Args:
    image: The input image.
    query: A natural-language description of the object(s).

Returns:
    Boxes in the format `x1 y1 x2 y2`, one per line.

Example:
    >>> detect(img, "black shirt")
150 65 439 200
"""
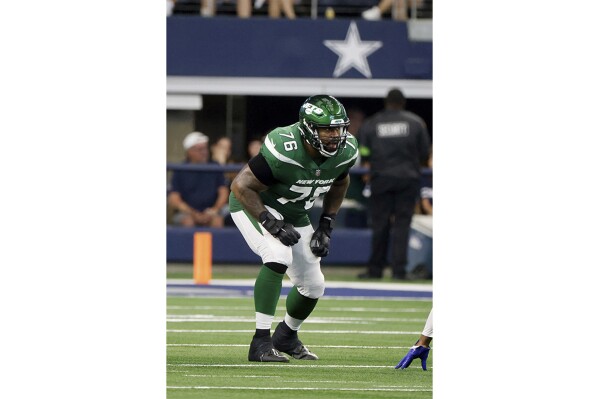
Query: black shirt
359 109 430 179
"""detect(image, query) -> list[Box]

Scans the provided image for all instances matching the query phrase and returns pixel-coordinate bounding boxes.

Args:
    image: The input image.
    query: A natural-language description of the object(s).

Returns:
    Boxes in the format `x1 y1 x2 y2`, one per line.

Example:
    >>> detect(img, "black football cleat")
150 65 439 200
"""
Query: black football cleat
248 335 289 362
272 321 319 360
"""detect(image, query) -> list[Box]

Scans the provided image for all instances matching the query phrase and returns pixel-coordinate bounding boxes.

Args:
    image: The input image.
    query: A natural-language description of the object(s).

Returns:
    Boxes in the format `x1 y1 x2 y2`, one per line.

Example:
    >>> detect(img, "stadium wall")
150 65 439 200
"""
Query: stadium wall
167 224 432 274
167 16 432 98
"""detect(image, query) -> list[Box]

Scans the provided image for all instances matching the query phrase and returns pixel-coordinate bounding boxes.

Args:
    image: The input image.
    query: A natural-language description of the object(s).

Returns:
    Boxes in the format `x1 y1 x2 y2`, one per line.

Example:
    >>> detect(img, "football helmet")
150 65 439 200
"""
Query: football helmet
298 95 350 157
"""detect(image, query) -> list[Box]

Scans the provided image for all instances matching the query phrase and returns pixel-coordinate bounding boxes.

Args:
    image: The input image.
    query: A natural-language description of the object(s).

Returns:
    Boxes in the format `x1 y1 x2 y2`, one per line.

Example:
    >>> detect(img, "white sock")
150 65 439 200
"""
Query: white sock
256 312 274 330
284 314 304 331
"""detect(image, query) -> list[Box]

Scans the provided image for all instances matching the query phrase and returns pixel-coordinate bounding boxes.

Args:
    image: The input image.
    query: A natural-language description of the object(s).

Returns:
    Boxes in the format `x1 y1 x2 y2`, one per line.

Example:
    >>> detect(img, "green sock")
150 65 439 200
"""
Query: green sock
254 266 284 315
286 286 319 320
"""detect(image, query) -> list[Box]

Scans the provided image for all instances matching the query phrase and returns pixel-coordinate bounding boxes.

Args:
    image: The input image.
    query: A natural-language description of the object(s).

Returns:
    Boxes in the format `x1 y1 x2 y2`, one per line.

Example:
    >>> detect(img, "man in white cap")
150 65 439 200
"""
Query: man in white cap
167 131 229 227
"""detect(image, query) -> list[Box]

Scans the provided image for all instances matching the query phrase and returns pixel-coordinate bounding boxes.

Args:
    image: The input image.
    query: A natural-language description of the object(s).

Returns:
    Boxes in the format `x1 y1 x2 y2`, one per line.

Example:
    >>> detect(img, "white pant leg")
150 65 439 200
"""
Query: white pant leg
230 207 293 266
286 225 325 299
422 308 433 338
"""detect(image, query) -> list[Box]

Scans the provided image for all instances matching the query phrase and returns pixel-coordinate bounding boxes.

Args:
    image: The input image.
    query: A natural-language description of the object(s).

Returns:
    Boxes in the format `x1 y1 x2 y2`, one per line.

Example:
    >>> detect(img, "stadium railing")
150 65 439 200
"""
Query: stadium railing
166 162 432 177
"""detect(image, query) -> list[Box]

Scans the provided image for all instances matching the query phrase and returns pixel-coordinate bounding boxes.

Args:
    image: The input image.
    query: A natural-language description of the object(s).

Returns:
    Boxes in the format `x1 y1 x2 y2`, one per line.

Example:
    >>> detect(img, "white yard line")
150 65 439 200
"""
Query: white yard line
167 386 431 392
280 381 431 387
167 318 377 324
168 344 413 349
168 293 432 301
167 329 422 334
184 375 282 378
168 363 429 369
166 314 426 324
168 278 433 291
167 305 426 313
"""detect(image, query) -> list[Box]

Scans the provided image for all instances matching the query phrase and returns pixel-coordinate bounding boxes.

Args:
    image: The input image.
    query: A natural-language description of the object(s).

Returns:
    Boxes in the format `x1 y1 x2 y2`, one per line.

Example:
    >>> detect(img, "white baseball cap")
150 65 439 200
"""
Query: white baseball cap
183 131 209 150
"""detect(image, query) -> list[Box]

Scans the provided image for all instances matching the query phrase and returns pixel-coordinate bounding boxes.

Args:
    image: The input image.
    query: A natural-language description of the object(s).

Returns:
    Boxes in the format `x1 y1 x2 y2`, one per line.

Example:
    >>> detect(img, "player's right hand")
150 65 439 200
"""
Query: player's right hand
259 211 301 246
395 345 430 370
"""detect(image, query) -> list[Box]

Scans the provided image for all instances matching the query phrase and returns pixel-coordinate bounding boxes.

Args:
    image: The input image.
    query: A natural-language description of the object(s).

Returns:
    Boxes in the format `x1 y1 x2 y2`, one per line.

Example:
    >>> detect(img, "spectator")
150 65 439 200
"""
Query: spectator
343 107 369 227
357 88 431 280
266 0 296 19
246 136 264 161
415 149 432 215
173 0 295 18
362 0 424 21
210 135 237 224
167 131 229 227
211 136 236 180
172 0 252 18
211 136 233 166
395 308 432 370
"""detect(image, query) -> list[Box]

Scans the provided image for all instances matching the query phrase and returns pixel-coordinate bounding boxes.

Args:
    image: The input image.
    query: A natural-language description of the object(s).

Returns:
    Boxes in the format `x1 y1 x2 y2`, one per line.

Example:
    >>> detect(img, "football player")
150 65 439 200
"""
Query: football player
229 95 359 362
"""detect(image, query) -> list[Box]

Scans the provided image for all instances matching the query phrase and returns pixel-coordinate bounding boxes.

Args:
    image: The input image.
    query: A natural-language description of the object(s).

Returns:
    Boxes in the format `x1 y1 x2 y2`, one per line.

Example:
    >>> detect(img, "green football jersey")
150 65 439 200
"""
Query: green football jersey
230 123 359 227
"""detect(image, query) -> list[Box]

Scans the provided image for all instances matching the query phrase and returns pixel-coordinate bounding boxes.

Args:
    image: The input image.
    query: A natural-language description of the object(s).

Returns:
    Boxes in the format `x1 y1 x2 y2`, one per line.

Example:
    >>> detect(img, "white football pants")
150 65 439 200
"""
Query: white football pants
230 206 325 299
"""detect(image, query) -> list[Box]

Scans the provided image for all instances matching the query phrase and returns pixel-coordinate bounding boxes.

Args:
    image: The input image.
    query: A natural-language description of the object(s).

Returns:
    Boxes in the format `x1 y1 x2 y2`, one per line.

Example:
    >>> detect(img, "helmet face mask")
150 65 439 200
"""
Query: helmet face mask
299 95 350 157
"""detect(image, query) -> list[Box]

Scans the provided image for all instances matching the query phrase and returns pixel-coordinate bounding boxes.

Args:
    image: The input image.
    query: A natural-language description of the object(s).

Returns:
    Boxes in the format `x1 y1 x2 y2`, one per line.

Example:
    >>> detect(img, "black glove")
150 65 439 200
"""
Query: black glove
310 213 335 257
259 211 301 246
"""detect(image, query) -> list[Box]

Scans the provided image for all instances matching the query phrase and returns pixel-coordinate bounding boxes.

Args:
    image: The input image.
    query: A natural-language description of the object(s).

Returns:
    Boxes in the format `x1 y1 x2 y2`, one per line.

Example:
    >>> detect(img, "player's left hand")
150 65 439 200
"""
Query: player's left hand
395 346 430 370
310 214 335 257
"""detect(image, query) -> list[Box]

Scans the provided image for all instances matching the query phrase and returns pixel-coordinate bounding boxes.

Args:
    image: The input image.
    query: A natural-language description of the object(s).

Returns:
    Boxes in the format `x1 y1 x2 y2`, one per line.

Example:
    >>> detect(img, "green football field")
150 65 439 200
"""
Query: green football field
167 296 433 398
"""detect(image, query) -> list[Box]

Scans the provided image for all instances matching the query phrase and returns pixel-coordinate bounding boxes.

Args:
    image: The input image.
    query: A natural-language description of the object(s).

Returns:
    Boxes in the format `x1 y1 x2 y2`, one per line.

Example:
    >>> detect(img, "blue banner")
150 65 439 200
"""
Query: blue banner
167 17 432 80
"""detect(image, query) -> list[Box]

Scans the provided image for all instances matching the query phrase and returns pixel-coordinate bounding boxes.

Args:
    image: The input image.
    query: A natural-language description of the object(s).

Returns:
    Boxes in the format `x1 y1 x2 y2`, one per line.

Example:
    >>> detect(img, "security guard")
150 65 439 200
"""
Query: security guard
358 88 431 279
